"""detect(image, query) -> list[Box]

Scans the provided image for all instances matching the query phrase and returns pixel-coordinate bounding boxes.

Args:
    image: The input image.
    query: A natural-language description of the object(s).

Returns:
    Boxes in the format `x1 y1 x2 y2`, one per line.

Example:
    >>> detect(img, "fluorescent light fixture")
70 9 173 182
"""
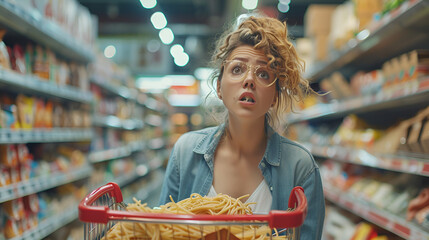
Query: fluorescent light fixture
242 0 258 10
170 44 184 58
136 75 195 92
164 75 195 86
104 45 116 58
168 94 201 107
174 52 189 67
194 67 214 81
159 27 174 45
151 12 167 29
278 3 290 13
140 0 156 9
136 76 170 92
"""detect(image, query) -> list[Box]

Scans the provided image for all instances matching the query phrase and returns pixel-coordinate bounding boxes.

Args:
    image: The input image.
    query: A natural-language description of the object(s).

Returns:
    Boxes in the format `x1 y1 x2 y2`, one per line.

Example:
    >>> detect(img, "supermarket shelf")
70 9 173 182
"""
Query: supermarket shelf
111 156 164 188
324 184 429 240
0 69 93 103
89 141 146 163
0 165 92 203
90 76 138 101
143 96 169 114
9 204 79 240
304 143 429 177
304 0 429 82
92 114 144 130
288 77 429 123
147 137 167 150
125 169 165 204
0 0 94 63
145 114 164 127
0 128 93 144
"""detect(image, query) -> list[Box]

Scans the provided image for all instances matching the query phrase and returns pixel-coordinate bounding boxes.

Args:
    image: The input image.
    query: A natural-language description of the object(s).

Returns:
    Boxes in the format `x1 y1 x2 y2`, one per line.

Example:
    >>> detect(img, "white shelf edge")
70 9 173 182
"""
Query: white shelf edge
0 165 92 203
92 114 144 130
324 184 429 240
0 128 93 144
306 143 429 177
0 0 94 62
9 203 79 240
0 70 93 103
288 77 429 123
89 141 146 163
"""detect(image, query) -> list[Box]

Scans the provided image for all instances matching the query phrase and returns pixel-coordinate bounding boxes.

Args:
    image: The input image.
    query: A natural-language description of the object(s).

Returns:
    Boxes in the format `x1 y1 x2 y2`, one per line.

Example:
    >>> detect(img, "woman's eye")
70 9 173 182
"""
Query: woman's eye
257 71 270 79
232 65 243 74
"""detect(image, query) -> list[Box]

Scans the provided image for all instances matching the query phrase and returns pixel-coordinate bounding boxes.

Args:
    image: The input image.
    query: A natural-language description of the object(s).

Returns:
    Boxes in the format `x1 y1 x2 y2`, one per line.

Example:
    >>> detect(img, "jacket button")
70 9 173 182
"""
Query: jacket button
261 162 266 167
270 187 273 191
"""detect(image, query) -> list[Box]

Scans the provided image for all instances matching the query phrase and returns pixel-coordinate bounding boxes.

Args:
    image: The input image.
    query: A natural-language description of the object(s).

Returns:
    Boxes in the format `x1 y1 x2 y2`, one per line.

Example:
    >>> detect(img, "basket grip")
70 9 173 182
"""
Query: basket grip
79 182 123 223
269 186 307 228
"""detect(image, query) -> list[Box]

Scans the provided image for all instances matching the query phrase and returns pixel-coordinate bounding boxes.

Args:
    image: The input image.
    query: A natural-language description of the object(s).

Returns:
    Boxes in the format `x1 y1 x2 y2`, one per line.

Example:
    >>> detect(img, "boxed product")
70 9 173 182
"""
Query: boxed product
0 29 11 70
354 0 383 31
304 4 337 37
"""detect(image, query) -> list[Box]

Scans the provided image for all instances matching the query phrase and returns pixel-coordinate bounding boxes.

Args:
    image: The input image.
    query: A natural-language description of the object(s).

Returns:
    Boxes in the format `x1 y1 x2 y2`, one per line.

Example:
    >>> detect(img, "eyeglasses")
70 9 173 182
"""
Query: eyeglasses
223 60 277 87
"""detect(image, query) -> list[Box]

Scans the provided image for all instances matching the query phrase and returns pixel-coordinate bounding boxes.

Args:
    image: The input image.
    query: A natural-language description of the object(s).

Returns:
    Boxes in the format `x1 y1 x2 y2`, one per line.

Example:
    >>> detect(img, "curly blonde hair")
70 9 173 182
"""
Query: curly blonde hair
207 15 311 130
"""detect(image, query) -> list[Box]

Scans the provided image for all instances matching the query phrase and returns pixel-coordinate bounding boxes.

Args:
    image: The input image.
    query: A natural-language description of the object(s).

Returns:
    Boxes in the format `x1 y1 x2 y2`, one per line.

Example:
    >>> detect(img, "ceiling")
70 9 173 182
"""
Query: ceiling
77 0 346 75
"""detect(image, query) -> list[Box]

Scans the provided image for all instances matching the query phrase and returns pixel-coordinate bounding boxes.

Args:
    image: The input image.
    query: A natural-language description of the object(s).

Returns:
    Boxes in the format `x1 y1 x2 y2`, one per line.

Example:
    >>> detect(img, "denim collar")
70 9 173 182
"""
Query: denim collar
193 123 281 166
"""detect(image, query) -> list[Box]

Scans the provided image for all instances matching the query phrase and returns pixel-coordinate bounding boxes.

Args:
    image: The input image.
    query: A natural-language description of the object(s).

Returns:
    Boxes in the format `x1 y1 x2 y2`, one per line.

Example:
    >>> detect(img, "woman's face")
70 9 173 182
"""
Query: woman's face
217 45 277 123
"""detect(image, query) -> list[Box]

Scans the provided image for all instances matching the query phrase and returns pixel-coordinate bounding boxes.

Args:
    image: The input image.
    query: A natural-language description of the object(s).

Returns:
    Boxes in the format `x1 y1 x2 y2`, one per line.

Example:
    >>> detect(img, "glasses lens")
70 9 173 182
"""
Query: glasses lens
254 65 276 86
224 60 248 82
224 60 276 87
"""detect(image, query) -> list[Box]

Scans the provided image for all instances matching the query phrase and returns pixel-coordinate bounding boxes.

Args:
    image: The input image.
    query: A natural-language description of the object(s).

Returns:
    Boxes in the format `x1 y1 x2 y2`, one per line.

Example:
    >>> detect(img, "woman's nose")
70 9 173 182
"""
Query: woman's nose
242 69 256 88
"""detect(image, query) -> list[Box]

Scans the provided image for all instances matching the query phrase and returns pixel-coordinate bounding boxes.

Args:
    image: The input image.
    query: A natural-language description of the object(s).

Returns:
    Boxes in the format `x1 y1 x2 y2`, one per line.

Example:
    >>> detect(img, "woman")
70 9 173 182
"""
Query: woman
159 15 325 240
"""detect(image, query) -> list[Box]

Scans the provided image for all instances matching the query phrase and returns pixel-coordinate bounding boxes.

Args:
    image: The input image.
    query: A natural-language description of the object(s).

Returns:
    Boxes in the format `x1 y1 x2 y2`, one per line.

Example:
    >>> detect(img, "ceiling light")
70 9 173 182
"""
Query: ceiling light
104 45 116 58
242 0 258 10
174 52 189 67
170 44 184 58
278 3 290 13
159 27 174 45
150 12 167 29
140 0 156 9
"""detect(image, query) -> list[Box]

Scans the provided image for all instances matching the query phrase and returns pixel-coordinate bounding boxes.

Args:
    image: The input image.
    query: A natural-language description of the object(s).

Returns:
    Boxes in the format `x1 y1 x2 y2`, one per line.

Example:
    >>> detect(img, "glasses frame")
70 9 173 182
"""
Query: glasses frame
222 60 278 87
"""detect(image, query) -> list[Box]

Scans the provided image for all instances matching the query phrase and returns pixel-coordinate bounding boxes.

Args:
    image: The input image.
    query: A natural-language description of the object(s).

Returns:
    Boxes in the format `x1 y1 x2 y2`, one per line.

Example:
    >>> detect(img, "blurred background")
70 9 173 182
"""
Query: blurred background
0 0 428 239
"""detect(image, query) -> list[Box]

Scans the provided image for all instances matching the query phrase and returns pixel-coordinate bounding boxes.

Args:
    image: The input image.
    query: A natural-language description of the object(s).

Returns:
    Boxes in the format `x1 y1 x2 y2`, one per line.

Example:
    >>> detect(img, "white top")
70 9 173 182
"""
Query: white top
207 180 272 214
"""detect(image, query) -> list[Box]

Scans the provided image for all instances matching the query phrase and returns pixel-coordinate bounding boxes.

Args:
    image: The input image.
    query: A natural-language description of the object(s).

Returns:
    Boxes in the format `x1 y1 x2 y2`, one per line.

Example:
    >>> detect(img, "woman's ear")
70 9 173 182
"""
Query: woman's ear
271 95 277 107
216 80 222 99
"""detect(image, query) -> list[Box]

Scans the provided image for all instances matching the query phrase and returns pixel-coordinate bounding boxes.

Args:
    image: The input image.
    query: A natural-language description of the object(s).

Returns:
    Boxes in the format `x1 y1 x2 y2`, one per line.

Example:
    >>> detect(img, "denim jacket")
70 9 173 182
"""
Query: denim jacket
159 124 325 240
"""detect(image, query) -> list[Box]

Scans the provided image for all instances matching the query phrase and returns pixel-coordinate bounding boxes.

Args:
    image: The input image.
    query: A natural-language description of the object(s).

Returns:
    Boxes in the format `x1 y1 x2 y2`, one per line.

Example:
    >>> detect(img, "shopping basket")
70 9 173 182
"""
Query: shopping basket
79 182 307 240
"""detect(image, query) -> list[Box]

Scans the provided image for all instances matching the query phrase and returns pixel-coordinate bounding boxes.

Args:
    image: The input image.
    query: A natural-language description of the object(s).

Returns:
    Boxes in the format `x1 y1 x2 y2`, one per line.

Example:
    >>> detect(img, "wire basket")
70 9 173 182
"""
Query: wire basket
79 182 307 240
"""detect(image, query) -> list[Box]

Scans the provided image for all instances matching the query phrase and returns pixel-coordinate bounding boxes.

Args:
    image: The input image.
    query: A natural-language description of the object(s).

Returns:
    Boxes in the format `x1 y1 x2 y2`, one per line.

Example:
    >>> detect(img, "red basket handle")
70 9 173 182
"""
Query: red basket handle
79 184 307 228
79 182 123 223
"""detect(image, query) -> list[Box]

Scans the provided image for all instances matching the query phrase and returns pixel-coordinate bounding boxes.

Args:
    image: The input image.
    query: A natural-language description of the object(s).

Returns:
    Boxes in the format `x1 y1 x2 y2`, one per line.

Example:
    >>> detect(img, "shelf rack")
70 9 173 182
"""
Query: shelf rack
0 0 94 63
92 114 144 130
0 165 92 203
9 204 79 240
88 141 145 163
0 128 93 144
288 77 429 123
304 143 429 177
0 70 94 103
324 184 429 240
304 0 429 82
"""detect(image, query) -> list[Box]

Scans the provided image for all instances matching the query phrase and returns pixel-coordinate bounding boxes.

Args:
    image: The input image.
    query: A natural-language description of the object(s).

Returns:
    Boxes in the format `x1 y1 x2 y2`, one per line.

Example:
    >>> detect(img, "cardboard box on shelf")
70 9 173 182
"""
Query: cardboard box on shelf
312 35 330 61
304 5 337 37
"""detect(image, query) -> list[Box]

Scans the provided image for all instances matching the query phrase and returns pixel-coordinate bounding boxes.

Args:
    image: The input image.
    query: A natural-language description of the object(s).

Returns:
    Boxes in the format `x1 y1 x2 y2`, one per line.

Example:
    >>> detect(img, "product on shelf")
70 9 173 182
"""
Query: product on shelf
304 4 337 61
0 29 11 70
354 0 384 31
407 187 429 226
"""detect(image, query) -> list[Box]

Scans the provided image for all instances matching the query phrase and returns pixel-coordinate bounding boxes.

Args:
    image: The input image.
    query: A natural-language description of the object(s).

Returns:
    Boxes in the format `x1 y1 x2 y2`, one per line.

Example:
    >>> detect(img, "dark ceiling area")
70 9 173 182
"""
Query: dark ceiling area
76 0 346 75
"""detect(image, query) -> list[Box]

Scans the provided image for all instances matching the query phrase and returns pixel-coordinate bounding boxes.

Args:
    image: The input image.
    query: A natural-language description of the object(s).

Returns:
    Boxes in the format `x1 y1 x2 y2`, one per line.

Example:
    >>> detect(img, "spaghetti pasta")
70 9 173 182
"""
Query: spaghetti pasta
102 193 287 240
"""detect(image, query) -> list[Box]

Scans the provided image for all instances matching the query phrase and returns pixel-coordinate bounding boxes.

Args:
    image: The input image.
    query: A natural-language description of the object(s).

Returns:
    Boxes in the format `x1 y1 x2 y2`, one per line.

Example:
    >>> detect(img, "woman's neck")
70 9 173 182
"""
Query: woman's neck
224 117 267 155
